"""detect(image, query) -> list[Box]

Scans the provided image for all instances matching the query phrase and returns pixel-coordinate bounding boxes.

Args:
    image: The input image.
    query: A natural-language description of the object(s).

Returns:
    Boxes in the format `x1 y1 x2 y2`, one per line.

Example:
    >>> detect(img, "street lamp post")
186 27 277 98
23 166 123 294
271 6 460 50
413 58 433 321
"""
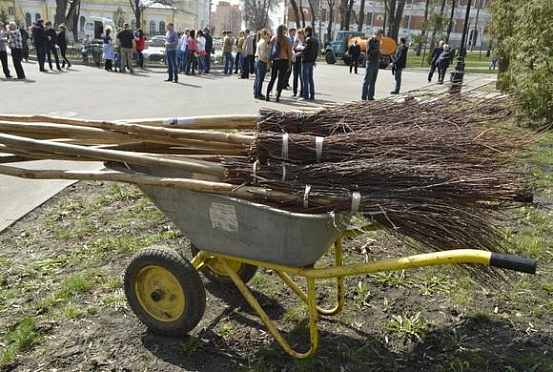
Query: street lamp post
449 0 472 93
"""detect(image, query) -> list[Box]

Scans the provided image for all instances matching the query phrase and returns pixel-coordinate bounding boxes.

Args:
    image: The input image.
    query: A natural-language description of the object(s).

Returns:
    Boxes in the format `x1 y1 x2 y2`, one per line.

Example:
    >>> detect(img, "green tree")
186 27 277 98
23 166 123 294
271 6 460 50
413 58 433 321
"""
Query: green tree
490 0 553 126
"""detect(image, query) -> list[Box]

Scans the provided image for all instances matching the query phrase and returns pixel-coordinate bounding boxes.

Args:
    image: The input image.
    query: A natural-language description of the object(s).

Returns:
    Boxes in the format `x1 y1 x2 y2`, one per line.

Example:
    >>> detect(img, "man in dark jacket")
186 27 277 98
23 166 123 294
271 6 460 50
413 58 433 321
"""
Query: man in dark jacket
437 44 452 84
428 40 444 82
32 20 48 72
348 39 361 74
301 26 319 100
203 27 213 73
45 21 61 70
390 37 408 94
361 29 383 101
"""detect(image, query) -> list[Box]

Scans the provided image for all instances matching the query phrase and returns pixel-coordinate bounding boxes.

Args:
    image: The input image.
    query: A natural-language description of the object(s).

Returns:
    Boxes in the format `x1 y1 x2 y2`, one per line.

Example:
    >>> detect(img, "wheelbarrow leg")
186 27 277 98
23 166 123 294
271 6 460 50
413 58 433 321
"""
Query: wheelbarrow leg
217 258 319 358
274 238 345 316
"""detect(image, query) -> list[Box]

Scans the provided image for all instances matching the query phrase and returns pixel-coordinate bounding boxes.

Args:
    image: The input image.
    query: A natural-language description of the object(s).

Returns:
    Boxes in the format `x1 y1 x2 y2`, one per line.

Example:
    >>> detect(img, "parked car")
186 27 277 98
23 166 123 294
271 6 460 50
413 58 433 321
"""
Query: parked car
142 39 165 62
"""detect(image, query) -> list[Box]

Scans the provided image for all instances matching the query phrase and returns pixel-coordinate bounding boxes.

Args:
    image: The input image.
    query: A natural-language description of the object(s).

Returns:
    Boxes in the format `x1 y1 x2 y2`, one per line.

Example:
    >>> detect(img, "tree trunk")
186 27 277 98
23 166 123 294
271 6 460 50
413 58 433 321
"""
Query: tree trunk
55 0 67 27
382 0 387 35
345 0 355 30
416 0 430 55
327 0 335 42
308 0 318 29
428 0 446 60
289 0 302 28
357 0 366 31
299 0 306 27
389 0 405 42
446 0 456 43
470 0 481 51
130 0 142 30
339 0 348 30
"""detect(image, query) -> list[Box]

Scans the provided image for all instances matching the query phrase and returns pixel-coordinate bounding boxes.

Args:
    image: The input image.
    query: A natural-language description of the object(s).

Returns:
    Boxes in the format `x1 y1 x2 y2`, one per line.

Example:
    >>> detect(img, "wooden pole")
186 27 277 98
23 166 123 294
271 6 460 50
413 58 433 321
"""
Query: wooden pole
0 133 225 177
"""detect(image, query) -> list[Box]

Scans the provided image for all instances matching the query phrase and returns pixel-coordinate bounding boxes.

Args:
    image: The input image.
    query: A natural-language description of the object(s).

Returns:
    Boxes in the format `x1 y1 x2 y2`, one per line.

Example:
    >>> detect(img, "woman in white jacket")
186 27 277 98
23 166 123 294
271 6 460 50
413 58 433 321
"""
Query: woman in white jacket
197 30 206 74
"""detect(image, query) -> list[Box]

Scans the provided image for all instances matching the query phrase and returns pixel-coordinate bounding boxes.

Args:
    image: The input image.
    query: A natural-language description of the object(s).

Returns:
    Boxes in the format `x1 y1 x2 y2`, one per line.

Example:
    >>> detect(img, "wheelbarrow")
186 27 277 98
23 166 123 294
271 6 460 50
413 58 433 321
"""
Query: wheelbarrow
120 166 538 359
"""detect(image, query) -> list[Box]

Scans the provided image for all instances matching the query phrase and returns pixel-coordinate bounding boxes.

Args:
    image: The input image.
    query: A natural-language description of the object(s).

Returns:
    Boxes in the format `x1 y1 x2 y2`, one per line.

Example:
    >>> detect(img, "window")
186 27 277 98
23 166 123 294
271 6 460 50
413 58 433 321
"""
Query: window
25 13 32 27
366 12 373 25
35 13 41 22
159 21 165 33
149 21 156 34
402 15 410 29
8 7 14 16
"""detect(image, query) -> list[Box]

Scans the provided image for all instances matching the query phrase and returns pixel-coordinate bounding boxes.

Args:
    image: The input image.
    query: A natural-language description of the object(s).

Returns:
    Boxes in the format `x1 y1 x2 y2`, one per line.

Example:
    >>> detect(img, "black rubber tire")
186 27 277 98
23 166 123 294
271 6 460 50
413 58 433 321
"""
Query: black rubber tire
358 54 366 67
124 245 206 336
190 245 258 286
325 52 336 64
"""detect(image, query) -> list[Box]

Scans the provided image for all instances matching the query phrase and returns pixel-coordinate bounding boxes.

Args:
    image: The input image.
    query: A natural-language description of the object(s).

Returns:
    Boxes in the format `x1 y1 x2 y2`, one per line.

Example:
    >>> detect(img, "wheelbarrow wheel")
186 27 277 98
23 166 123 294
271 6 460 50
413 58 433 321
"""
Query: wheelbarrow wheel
190 245 258 286
124 245 206 336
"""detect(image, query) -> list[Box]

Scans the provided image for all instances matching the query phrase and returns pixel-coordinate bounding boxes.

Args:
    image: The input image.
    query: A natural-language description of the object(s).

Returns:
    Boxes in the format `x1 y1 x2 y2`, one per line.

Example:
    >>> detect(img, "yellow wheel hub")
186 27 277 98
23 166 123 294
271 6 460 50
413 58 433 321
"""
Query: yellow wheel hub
207 257 242 277
135 265 185 322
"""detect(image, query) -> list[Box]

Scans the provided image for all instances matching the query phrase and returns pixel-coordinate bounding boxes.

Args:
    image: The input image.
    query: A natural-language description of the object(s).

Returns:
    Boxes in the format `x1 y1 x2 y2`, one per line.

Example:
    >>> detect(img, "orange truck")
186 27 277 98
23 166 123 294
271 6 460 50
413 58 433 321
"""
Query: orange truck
324 31 397 68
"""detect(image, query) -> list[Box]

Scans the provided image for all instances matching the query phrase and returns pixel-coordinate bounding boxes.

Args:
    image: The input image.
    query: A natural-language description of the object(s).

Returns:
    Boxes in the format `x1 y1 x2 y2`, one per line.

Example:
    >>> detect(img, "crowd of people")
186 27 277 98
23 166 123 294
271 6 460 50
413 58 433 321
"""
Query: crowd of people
205 25 320 102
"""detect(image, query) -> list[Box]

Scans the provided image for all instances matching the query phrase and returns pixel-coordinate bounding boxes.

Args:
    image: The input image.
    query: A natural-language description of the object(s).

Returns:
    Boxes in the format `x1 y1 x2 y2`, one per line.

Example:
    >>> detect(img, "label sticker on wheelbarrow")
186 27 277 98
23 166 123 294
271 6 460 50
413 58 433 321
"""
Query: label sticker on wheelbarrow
209 203 239 232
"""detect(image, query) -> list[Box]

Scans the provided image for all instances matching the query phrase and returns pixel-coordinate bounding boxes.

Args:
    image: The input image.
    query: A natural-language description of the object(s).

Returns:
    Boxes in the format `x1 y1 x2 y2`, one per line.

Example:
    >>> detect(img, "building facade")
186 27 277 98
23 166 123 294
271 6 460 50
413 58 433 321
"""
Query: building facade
0 0 207 39
211 1 241 37
285 0 491 49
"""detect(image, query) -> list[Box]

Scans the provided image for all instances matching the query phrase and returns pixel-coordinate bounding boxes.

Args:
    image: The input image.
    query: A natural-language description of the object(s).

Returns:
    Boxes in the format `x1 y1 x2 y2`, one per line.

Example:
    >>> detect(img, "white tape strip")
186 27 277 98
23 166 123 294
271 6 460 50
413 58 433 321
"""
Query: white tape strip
252 160 260 183
315 136 324 163
282 133 289 160
351 192 361 213
303 185 312 208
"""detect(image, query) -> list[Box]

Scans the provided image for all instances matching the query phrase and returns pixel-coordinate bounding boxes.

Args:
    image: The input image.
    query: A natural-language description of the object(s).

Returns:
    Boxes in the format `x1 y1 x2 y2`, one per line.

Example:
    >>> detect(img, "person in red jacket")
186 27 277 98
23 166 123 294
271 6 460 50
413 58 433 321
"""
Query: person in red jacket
135 29 146 69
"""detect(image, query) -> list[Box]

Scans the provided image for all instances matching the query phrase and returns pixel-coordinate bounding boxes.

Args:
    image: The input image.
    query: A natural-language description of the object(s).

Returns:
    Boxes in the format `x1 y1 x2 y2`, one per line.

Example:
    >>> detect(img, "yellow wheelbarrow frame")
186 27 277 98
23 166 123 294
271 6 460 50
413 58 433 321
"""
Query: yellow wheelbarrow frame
190 227 537 359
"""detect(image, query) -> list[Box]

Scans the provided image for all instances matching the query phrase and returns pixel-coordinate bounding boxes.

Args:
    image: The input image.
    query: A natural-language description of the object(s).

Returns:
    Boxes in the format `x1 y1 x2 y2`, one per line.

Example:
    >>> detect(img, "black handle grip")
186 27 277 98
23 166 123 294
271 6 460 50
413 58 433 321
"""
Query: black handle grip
490 253 537 274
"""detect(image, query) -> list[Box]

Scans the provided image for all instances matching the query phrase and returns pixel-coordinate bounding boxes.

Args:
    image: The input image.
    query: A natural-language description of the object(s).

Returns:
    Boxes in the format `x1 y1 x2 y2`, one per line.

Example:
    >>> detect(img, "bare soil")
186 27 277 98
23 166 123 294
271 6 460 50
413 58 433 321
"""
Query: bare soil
0 180 552 372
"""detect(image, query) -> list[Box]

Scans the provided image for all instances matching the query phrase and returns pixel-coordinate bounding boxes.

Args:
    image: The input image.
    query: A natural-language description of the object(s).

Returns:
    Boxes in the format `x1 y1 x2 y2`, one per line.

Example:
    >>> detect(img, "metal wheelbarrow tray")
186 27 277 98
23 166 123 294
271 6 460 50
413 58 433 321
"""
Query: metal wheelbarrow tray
113 163 538 359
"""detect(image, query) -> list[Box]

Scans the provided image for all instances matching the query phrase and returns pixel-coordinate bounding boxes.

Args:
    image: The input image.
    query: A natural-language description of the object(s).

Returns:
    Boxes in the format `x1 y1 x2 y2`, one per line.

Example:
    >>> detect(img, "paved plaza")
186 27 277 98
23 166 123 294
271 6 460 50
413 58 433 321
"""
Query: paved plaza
1 61 495 231
3 60 495 120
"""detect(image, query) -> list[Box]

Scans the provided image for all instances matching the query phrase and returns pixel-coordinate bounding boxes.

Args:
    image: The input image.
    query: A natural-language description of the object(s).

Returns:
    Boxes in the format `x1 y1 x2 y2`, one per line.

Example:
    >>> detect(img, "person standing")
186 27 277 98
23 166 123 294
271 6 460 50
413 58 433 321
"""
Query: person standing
361 30 383 101
185 29 198 75
241 30 255 79
103 29 114 71
135 29 146 69
223 31 234 75
57 24 71 68
32 20 48 72
266 25 292 102
235 30 244 74
81 34 91 62
20 26 29 62
428 40 444 82
436 44 451 84
203 27 213 73
44 21 61 71
7 22 25 79
291 29 305 97
117 23 135 74
285 28 296 88
301 26 319 101
390 37 408 94
197 30 207 74
164 23 179 82
348 39 361 74
254 28 270 100
0 23 12 78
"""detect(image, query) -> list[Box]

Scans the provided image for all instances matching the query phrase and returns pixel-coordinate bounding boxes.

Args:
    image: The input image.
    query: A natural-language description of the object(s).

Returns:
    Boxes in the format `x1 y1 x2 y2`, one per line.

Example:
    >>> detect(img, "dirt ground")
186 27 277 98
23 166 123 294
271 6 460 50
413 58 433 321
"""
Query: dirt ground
0 173 552 371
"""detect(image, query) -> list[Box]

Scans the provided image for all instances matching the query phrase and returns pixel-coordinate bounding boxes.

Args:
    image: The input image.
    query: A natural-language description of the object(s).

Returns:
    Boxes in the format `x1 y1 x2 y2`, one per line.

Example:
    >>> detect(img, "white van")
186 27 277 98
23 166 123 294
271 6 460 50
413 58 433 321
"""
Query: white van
82 17 116 40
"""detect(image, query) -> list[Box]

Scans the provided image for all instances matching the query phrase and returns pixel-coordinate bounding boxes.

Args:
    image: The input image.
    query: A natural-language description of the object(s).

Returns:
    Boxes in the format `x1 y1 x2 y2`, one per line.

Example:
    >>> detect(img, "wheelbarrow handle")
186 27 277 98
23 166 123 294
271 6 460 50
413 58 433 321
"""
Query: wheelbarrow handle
489 253 537 274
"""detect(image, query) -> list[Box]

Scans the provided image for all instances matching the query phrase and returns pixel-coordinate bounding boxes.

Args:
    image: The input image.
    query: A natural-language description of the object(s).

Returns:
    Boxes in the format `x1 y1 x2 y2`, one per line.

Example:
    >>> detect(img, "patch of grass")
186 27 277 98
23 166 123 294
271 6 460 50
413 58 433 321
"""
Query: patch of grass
219 318 234 339
283 302 307 321
1 317 41 363
449 276 476 308
178 337 205 354
352 280 371 310
469 308 492 324
64 272 95 293
249 273 283 299
386 312 430 343
105 276 123 290
507 227 547 257
62 303 85 319
102 289 127 309
416 274 454 296
371 270 411 288
293 357 327 372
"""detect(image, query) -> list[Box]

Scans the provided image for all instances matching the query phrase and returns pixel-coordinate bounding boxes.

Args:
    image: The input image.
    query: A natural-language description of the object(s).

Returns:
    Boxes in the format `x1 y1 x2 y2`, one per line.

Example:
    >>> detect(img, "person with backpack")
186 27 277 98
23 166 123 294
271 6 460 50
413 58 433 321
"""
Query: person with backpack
266 25 292 102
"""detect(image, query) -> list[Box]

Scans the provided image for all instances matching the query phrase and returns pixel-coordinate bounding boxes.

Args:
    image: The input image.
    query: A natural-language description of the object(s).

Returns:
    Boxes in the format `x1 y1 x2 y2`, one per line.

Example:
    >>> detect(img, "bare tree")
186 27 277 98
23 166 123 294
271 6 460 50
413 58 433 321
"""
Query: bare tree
326 0 337 42
299 0 306 27
416 0 431 55
339 0 355 30
289 0 302 28
55 0 81 41
445 0 456 43
385 0 406 42
308 0 318 29
130 0 175 31
243 0 281 31
357 0 366 32
428 0 446 55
